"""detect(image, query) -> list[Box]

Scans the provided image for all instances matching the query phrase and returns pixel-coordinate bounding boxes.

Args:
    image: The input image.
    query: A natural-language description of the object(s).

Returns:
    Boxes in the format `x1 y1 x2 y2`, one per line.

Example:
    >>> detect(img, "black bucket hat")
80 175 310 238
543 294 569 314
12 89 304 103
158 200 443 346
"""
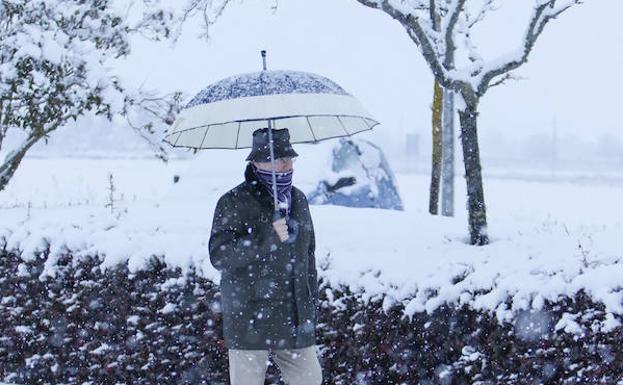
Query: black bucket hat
246 127 299 162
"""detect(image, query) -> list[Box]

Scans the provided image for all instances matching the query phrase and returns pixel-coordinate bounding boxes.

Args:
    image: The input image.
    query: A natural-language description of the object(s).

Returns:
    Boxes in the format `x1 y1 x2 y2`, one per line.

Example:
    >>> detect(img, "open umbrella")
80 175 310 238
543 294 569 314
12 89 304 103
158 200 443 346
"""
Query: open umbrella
163 51 380 214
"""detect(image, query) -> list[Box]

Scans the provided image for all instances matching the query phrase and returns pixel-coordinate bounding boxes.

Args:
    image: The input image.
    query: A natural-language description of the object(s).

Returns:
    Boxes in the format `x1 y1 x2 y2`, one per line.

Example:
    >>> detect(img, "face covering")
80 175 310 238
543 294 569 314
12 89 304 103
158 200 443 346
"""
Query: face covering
251 162 293 214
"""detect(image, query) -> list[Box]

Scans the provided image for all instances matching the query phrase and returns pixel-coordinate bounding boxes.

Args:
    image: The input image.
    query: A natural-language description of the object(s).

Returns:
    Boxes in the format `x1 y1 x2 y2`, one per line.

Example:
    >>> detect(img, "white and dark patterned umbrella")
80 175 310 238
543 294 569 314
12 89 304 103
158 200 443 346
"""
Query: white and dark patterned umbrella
163 69 379 149
163 51 380 214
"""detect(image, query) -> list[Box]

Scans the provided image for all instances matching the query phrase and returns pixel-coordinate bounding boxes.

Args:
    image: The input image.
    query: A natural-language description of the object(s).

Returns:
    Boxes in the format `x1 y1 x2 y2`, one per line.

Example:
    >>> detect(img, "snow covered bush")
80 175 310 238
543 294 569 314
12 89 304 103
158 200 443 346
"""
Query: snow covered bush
0 249 227 384
0 0 181 192
0 247 621 384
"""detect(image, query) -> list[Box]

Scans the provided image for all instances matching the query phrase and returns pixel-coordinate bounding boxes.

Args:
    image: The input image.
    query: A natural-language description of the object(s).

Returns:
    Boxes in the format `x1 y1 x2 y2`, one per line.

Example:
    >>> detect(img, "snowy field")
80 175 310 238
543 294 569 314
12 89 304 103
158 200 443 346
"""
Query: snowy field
1 151 622 334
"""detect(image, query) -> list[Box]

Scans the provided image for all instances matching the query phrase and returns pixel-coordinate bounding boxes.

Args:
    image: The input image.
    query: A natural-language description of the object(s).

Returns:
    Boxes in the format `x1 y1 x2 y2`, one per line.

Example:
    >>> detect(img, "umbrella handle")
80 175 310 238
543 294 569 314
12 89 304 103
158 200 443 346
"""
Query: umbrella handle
272 210 283 222
272 210 298 244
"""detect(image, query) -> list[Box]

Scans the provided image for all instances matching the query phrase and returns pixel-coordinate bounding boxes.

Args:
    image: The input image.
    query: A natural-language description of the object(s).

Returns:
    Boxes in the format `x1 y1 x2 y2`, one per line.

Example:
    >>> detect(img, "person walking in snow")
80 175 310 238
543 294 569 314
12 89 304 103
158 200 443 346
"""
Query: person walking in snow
208 127 322 385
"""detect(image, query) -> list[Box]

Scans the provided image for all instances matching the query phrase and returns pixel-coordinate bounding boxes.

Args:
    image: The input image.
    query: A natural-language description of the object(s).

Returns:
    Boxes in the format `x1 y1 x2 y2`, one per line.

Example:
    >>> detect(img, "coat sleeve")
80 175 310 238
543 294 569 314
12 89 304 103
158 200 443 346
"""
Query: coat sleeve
208 194 278 272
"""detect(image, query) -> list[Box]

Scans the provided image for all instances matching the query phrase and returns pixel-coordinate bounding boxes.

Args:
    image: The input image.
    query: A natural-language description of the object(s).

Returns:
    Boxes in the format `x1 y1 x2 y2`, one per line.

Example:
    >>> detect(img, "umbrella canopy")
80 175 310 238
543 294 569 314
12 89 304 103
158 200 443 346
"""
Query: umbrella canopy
163 70 379 149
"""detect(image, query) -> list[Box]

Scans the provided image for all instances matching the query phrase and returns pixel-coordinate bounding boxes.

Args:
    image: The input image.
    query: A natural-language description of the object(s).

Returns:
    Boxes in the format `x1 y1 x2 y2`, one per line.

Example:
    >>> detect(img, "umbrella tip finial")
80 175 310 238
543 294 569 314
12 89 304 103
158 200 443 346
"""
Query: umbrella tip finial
261 50 267 71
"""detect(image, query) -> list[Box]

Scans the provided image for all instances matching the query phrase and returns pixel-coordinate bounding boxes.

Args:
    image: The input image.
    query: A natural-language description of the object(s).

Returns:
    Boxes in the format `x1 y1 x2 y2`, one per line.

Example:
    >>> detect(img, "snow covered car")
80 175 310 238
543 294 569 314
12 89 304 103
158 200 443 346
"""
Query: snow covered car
307 138 403 210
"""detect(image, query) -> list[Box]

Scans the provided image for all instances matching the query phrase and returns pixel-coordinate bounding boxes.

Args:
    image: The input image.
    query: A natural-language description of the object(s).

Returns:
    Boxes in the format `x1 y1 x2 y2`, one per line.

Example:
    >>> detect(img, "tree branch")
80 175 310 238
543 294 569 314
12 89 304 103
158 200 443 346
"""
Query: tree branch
488 72 525 89
354 1 445 80
121 88 182 161
172 0 235 41
353 0 428 35
476 0 580 96
467 0 497 29
354 0 477 106
0 100 4 151
429 0 439 31
441 0 466 69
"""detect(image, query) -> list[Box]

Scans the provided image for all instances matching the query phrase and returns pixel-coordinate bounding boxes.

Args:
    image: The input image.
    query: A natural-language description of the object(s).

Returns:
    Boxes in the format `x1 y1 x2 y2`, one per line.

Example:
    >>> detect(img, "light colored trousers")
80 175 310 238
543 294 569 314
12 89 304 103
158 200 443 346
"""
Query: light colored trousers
228 345 322 385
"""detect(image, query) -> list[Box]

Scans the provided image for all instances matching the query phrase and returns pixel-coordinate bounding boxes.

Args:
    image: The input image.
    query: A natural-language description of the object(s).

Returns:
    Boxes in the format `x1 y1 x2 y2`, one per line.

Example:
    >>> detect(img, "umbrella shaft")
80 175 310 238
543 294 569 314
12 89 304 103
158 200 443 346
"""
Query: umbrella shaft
266 119 279 212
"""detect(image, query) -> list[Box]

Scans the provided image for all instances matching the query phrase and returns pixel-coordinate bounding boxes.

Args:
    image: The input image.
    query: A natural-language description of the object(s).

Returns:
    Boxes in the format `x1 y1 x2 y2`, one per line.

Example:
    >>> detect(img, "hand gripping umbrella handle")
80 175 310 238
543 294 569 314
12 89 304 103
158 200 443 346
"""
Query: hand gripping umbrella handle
272 210 299 244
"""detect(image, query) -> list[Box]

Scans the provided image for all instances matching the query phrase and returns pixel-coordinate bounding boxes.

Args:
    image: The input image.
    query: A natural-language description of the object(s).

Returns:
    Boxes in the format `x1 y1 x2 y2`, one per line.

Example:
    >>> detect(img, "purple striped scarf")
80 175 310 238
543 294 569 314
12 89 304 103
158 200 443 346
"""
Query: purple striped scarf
251 162 293 213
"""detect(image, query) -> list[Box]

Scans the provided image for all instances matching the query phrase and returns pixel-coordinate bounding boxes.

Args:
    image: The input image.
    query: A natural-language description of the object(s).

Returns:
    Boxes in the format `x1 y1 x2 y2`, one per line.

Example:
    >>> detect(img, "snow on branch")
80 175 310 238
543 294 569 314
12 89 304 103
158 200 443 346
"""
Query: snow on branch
170 0 279 41
354 0 428 22
122 88 184 161
466 0 497 29
476 0 581 97
355 0 459 91
488 72 525 89
440 0 466 69
354 0 580 107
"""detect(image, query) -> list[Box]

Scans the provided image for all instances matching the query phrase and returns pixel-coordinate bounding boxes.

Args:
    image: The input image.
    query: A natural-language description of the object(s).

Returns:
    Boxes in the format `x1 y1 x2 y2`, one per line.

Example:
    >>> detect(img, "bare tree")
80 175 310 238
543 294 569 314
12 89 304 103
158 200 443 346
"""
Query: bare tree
0 0 182 193
353 0 580 245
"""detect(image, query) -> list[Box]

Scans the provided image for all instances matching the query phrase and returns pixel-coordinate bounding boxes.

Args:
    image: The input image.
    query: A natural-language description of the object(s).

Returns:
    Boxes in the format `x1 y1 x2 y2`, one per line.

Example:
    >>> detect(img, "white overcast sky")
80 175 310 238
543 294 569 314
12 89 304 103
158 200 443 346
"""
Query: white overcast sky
115 0 623 161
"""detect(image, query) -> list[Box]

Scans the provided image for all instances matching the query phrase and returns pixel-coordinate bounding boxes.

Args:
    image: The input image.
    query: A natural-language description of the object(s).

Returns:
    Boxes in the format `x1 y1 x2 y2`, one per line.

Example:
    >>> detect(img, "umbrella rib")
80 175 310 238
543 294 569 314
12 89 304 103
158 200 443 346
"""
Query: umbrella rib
305 116 318 143
235 121 241 149
172 131 183 146
198 125 211 149
336 115 351 136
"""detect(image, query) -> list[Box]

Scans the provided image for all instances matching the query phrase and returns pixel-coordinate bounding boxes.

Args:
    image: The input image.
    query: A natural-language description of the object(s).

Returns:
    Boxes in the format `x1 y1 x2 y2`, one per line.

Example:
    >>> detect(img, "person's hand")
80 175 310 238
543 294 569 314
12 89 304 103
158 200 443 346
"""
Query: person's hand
272 218 289 242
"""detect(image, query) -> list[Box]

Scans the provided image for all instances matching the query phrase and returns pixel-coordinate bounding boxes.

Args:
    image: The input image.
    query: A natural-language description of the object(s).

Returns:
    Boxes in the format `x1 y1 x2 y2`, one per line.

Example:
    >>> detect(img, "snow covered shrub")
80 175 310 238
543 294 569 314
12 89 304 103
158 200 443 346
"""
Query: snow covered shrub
0 249 228 384
0 247 621 384
314 285 623 385
0 0 181 193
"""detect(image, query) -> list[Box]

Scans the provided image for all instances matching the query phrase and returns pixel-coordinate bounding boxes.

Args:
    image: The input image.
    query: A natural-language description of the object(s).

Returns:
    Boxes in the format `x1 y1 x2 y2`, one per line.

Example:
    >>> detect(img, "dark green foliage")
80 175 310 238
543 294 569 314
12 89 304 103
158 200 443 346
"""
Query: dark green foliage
0 249 227 384
0 248 621 384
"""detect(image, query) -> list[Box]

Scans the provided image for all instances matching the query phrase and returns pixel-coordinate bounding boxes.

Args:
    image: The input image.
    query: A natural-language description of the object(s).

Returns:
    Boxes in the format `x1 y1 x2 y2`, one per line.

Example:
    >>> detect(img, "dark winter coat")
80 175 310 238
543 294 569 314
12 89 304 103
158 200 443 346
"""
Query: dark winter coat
208 163 319 350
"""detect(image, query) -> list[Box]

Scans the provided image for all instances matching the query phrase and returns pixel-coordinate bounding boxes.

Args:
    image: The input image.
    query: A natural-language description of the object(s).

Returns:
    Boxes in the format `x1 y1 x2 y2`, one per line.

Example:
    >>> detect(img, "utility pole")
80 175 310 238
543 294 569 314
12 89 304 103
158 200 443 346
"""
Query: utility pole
441 88 455 216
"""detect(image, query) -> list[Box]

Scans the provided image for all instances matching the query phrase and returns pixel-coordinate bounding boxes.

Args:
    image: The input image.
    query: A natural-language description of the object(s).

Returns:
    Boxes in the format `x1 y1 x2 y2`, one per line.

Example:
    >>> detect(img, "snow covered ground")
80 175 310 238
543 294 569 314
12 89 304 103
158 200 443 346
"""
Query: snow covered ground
1 150 622 333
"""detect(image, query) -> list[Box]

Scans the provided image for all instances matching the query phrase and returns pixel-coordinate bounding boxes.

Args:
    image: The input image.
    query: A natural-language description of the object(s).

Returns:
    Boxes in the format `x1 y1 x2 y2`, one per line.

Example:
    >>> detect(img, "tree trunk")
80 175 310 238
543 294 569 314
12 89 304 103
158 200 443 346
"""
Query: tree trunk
458 105 489 245
441 88 454 217
429 80 443 215
0 135 40 193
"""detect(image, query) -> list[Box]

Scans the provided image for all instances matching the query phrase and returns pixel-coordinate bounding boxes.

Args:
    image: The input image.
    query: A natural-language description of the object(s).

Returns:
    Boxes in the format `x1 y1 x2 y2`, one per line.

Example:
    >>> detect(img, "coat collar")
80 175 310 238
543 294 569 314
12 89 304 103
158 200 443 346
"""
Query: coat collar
244 162 275 209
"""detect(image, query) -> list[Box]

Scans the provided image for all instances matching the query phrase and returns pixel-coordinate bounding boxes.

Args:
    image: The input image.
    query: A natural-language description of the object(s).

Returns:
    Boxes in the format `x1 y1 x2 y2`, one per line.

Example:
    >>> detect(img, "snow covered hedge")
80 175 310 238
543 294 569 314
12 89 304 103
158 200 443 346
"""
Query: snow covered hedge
1 247 622 385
